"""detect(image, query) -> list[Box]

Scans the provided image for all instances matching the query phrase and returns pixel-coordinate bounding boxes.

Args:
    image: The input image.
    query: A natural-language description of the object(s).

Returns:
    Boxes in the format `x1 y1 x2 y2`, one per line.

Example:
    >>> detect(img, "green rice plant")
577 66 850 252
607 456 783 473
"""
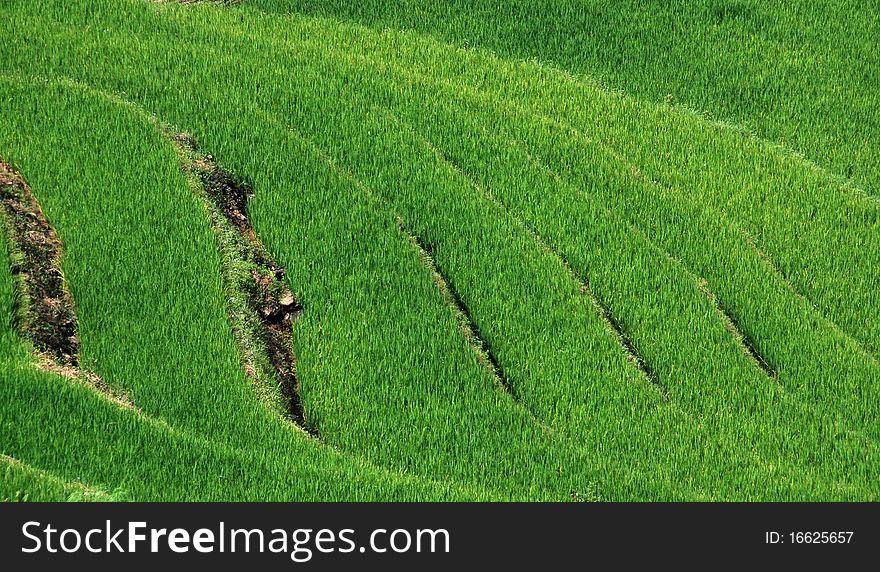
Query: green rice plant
0 77 500 501
0 358 488 501
0 0 875 500
244 0 880 196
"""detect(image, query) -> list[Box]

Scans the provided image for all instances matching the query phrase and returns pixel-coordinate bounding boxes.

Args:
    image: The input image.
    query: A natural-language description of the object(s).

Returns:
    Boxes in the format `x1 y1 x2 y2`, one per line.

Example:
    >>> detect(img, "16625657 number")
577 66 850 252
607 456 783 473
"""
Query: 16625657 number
790 532 854 544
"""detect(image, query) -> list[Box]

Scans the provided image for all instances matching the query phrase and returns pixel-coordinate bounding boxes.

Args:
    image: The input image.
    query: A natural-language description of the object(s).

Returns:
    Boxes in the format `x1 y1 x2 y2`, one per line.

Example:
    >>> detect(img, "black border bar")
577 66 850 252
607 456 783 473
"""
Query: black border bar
1 503 875 569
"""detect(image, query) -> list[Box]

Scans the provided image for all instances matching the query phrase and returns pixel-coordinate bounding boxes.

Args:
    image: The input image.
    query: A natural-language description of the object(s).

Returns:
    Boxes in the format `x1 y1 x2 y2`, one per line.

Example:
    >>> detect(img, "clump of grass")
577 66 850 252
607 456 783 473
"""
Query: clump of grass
1 454 125 502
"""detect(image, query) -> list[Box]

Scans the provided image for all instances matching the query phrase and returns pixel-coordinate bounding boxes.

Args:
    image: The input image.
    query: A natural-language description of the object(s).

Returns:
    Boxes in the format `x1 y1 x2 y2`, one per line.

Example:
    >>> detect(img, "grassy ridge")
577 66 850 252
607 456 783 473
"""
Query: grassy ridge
1 359 480 501
1 455 122 502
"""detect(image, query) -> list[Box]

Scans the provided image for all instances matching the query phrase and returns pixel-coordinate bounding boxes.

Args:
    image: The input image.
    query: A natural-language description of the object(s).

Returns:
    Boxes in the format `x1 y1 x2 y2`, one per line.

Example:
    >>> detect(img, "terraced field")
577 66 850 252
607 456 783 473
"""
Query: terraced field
1 0 877 501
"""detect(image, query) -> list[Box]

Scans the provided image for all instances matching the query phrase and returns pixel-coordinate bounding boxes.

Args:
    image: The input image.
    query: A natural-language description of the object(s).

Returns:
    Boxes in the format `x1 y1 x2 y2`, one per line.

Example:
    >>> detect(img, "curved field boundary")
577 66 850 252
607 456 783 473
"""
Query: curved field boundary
0 80 502 500
734 222 878 366
0 160 132 408
696 279 778 380
1 454 122 502
1 357 491 501
170 132 315 434
0 76 297 453
397 221 532 415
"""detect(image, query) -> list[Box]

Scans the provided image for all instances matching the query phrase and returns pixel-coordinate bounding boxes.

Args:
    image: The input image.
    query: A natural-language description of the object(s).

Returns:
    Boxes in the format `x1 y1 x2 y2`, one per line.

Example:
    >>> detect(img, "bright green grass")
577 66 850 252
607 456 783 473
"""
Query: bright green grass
0 358 481 501
358 74 880 437
380 95 880 490
247 122 706 500
0 76 594 501
259 79 876 497
245 0 880 196
0 111 493 501
1 455 123 502
0 77 670 501
142 3 875 495
0 77 497 501
0 0 876 500
133 6 837 497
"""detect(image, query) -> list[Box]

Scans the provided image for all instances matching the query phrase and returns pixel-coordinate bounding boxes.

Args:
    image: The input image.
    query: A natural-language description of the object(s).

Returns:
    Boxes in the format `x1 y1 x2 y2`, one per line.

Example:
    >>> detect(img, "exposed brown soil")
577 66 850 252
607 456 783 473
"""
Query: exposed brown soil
171 134 312 434
0 161 78 365
0 160 133 407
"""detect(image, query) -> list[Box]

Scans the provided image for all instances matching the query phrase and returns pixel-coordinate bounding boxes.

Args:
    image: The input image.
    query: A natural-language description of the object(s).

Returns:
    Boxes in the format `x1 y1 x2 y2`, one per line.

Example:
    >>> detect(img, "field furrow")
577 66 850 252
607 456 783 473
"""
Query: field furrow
397 219 530 415
0 160 138 408
697 279 778 380
368 93 878 494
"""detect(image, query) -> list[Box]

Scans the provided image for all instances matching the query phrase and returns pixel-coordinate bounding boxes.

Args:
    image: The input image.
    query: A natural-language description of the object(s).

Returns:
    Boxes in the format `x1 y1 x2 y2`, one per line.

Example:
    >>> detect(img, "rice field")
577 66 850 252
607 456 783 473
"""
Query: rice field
0 0 877 501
